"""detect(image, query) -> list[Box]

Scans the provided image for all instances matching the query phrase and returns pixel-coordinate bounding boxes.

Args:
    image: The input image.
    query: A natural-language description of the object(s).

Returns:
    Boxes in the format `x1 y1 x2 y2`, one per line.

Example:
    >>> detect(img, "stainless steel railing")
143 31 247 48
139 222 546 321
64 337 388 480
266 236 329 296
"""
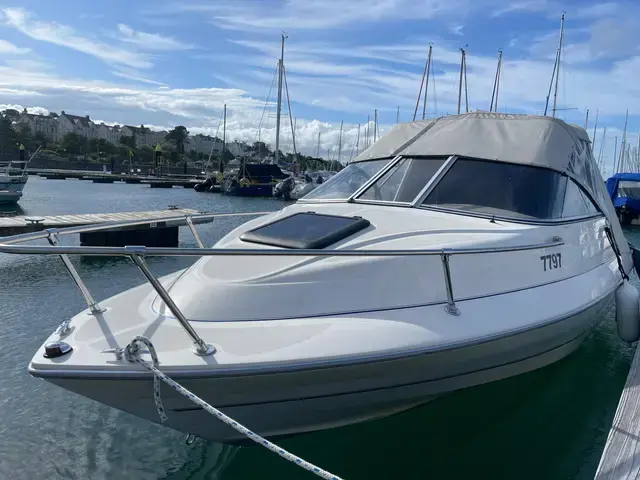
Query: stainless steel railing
0 213 564 356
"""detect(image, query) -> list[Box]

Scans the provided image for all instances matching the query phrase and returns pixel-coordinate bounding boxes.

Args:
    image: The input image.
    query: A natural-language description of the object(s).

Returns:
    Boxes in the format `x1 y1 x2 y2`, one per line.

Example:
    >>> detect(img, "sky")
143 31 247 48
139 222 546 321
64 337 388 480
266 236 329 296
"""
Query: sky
0 0 637 174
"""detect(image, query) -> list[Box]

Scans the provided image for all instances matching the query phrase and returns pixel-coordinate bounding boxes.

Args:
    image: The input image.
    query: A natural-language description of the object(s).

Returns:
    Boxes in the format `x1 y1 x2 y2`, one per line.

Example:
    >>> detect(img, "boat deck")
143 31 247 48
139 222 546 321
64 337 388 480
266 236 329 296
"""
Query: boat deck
595 341 640 479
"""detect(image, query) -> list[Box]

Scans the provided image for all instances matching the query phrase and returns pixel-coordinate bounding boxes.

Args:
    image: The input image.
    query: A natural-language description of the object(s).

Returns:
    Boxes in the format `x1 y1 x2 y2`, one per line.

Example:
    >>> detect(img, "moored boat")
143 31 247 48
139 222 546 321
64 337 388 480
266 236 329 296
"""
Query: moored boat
5 112 637 445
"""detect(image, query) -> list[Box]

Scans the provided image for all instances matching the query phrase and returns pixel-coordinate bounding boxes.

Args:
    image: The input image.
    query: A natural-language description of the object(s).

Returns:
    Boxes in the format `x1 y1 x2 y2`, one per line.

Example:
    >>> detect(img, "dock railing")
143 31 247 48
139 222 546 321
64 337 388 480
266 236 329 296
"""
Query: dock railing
0 212 565 356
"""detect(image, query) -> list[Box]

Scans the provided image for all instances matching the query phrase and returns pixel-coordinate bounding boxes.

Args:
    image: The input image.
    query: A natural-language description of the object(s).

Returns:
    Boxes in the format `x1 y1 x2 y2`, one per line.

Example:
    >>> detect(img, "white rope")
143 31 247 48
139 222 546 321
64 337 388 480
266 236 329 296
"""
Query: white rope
125 336 342 480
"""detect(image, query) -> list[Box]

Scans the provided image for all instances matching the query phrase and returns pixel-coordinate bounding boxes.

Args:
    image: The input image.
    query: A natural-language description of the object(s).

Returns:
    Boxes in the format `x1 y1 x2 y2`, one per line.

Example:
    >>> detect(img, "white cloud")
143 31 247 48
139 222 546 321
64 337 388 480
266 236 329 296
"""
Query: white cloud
2 8 152 69
111 69 167 86
0 87 42 96
116 24 196 51
164 0 470 31
0 39 30 55
0 104 48 115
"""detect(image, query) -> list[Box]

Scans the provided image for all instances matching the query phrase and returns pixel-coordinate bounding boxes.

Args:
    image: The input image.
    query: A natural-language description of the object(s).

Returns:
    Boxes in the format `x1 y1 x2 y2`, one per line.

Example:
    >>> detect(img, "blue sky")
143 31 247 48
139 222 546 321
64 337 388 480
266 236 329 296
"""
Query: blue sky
0 0 637 172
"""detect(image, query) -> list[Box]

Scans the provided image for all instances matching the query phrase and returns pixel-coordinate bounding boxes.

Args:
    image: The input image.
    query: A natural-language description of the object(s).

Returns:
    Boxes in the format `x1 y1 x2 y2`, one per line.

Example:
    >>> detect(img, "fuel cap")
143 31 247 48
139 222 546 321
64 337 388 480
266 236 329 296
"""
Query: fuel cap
43 341 73 359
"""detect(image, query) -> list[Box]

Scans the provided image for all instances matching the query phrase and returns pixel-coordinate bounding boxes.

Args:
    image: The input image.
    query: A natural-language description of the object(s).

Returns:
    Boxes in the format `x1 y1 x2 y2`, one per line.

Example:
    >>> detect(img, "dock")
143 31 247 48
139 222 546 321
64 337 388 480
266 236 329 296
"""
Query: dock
29 169 203 188
0 208 213 247
595 344 640 479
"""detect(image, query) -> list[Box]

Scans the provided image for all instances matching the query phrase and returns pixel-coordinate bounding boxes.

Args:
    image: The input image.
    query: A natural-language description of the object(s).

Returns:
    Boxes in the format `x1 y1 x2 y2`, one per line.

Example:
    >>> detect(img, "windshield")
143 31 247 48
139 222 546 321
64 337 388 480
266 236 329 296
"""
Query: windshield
301 158 392 201
357 157 447 203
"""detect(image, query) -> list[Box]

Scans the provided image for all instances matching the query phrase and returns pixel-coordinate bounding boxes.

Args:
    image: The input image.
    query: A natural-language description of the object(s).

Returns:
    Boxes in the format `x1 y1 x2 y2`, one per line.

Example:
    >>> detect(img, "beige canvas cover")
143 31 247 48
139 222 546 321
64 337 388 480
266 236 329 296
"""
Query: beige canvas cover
354 112 630 261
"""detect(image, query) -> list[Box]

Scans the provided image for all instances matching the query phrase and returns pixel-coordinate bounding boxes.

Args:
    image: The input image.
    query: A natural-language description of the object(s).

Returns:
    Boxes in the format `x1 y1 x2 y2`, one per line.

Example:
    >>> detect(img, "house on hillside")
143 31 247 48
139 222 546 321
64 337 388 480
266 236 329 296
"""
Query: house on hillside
58 111 98 139
17 109 60 141
97 123 121 144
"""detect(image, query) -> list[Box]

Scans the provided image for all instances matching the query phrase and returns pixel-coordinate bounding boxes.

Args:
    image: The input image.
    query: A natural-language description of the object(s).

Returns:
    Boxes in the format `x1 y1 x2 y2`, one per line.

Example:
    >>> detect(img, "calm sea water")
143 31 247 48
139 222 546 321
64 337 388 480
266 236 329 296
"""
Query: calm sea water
0 175 637 480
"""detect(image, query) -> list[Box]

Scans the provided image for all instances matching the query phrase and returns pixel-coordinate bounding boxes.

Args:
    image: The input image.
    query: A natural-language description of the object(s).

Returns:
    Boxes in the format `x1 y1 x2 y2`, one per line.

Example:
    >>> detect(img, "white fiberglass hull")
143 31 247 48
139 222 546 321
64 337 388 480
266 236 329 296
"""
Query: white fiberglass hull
0 176 26 203
32 278 615 444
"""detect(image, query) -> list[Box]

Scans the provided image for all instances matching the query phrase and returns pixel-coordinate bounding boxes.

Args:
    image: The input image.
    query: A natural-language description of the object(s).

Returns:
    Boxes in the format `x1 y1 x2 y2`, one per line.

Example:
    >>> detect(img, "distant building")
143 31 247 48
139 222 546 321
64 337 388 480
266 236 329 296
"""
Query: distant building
17 109 60 141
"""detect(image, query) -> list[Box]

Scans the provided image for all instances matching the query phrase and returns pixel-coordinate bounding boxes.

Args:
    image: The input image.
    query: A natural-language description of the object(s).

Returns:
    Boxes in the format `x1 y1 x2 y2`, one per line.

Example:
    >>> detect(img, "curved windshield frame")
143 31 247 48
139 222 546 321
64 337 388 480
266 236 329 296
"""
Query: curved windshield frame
355 156 450 204
420 157 602 222
298 158 394 201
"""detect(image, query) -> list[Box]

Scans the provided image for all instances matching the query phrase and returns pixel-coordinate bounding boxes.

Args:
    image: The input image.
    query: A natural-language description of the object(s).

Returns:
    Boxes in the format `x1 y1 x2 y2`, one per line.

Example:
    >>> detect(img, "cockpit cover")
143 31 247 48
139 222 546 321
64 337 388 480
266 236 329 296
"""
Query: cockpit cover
353 112 629 260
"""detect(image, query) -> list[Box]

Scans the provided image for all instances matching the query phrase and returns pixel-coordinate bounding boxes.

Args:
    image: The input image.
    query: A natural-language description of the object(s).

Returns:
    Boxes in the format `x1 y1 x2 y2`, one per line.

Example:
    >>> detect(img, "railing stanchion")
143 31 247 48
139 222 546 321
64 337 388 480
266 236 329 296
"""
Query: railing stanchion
185 216 205 249
129 253 215 356
47 230 105 315
440 252 460 316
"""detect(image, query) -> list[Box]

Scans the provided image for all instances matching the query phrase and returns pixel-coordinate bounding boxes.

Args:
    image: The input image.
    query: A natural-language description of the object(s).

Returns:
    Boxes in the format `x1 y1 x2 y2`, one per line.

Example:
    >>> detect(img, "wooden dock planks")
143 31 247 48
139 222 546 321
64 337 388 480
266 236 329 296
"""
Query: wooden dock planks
0 208 212 236
595 343 640 479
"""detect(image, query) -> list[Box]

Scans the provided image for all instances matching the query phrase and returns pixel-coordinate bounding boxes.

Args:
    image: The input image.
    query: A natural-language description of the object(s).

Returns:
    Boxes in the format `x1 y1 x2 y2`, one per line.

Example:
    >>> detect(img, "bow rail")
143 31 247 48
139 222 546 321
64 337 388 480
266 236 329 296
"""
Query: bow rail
0 211 564 356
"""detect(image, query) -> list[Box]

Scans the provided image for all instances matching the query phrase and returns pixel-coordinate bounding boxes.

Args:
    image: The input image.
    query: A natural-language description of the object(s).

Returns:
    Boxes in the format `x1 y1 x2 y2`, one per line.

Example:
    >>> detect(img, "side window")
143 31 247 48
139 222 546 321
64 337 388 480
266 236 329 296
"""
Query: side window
562 179 598 217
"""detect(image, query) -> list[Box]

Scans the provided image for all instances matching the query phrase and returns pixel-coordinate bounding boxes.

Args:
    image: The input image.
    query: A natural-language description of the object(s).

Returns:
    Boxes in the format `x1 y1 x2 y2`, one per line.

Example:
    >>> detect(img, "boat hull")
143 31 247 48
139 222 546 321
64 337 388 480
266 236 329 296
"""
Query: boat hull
0 177 26 203
39 291 612 444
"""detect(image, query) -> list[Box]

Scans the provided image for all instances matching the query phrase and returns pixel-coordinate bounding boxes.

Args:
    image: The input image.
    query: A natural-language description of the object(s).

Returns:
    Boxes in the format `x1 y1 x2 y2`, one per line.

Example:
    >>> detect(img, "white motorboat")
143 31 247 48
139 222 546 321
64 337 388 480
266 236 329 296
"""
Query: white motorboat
10 113 639 445
0 160 29 203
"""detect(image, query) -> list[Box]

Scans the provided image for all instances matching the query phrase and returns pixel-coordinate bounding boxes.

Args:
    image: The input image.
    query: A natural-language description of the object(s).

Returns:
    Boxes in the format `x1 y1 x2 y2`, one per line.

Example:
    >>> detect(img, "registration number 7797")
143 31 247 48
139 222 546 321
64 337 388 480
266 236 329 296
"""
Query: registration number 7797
540 253 562 271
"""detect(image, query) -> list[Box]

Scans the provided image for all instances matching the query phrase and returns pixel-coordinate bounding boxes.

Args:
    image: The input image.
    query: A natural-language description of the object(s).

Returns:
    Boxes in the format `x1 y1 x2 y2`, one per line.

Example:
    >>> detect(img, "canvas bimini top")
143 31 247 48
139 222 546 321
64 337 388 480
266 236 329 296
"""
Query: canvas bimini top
352 111 628 258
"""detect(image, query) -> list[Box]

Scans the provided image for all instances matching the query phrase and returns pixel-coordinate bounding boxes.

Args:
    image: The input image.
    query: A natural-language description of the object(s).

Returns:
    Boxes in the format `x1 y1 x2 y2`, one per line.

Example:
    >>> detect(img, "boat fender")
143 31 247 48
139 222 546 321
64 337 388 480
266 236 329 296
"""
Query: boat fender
616 280 640 343
239 178 250 188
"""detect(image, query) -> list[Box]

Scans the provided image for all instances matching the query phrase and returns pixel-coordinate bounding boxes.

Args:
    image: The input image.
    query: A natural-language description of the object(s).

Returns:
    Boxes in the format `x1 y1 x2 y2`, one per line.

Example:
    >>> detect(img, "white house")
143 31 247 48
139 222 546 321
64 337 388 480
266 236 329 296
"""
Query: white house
16 109 60 142
58 111 98 139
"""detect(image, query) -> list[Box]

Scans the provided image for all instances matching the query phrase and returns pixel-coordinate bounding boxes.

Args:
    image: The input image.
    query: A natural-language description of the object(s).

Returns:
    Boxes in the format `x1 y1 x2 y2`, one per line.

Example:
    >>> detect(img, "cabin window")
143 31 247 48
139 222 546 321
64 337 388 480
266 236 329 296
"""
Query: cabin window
358 157 447 203
422 158 566 220
562 179 598 217
302 158 392 200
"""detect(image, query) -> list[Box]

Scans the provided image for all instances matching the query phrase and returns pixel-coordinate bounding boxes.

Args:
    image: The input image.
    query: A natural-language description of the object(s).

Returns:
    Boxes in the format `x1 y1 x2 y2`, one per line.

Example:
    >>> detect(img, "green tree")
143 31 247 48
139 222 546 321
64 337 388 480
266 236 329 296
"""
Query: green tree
139 145 154 163
251 141 271 157
16 124 34 151
189 149 197 161
33 131 51 149
0 116 18 153
60 132 87 155
165 126 189 154
120 134 136 149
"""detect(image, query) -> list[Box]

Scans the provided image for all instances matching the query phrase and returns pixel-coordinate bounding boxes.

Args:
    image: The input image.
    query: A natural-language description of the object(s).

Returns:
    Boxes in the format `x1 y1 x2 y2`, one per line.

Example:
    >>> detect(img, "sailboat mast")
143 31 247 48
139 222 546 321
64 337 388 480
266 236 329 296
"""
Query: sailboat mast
374 110 378 143
274 32 287 165
551 14 565 118
337 120 343 165
353 123 361 161
490 50 502 112
457 47 465 115
316 131 321 159
422 45 433 120
396 106 400 123
620 109 629 171
222 104 226 155
584 109 589 129
592 109 599 153
366 114 370 148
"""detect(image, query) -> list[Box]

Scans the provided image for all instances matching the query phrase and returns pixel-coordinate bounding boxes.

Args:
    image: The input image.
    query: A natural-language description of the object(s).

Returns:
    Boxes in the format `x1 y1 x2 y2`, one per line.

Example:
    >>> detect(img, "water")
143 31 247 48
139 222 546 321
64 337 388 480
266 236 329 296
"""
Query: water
0 176 636 479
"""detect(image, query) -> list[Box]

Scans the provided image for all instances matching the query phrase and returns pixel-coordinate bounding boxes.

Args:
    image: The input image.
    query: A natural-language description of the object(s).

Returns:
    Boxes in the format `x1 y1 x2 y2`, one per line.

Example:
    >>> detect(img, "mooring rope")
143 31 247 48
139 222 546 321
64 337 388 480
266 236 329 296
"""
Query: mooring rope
124 335 342 480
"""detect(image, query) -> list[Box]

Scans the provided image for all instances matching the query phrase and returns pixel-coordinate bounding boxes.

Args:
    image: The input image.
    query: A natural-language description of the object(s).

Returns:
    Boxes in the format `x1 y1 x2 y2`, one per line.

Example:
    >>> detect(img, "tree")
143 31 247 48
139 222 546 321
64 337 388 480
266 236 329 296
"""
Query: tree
34 131 51 149
138 145 154 163
120 135 136 149
251 141 271 158
221 148 235 164
189 149 197 161
165 126 189 154
60 132 87 155
0 116 18 153
16 124 34 151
